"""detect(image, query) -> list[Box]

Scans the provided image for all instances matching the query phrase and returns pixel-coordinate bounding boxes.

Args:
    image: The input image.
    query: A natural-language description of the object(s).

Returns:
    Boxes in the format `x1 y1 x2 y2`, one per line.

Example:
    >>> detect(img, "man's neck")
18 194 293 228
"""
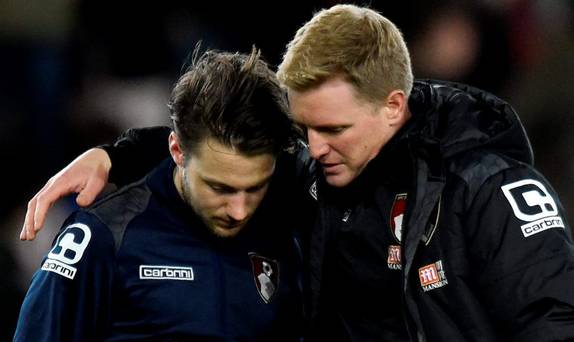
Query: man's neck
173 167 186 203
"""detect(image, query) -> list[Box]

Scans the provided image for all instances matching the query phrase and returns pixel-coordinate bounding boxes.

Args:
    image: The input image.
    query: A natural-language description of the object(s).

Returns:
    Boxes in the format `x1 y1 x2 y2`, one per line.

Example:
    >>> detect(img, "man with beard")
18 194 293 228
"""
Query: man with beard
15 49 303 341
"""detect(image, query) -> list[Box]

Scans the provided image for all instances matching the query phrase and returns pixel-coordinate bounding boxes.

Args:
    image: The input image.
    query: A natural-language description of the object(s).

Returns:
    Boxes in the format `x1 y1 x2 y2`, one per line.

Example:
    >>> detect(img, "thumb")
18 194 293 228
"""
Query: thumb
76 178 105 207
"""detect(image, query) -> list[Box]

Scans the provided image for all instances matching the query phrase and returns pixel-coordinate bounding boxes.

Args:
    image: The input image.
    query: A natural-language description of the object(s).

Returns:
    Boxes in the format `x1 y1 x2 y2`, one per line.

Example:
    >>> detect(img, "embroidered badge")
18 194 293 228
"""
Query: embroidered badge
387 245 402 270
249 253 280 304
419 260 448 292
390 193 407 242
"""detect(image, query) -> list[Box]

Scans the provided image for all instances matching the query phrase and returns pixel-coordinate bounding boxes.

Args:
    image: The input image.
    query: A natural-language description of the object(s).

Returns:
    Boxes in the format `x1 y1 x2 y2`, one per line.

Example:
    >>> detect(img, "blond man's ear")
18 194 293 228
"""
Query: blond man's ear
382 90 410 127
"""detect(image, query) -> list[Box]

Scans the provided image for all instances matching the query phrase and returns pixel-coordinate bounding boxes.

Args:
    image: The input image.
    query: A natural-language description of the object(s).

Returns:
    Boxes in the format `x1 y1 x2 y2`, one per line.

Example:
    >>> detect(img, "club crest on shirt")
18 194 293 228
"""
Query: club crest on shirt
249 253 280 304
390 193 407 242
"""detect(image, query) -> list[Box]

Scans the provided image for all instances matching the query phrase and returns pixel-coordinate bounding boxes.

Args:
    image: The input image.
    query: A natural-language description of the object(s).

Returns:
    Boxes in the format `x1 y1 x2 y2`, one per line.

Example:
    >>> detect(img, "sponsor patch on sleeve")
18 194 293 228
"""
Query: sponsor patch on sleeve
501 179 565 238
42 223 92 280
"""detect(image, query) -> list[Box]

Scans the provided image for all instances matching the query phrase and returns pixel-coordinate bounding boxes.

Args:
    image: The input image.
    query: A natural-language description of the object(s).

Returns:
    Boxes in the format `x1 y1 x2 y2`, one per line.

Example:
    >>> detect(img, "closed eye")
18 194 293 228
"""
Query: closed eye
209 184 236 194
206 177 271 195
246 182 269 193
316 126 348 135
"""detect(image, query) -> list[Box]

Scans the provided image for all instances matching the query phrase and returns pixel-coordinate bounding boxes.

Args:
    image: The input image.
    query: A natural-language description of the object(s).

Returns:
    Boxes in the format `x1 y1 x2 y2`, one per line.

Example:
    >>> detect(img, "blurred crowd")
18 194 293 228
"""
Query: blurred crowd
1 0 572 338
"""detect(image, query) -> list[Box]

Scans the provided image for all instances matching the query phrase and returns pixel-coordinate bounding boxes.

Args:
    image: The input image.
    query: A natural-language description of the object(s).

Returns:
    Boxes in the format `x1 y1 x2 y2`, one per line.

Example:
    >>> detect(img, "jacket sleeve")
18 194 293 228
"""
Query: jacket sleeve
13 211 116 342
100 126 171 186
466 165 574 341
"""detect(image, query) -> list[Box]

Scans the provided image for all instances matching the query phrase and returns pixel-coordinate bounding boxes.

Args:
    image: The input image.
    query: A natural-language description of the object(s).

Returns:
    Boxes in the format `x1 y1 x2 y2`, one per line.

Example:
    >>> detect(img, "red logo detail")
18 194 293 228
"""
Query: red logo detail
419 264 439 286
388 245 401 263
249 253 279 304
390 193 407 242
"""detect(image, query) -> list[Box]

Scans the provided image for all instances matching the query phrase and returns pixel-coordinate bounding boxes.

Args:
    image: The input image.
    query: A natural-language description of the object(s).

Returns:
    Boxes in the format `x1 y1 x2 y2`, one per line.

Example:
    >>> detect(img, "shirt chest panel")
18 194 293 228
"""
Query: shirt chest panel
110 221 298 339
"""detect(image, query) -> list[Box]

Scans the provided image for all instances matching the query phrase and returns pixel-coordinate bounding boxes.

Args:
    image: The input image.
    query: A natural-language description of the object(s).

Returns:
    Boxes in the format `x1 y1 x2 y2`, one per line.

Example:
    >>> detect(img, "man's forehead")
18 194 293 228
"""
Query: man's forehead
192 138 276 187
198 165 275 191
288 81 381 130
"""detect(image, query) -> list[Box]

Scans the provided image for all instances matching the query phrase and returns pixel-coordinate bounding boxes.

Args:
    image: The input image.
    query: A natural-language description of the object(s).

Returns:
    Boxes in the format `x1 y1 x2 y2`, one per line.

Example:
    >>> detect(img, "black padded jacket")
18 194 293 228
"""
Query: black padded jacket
101 80 574 341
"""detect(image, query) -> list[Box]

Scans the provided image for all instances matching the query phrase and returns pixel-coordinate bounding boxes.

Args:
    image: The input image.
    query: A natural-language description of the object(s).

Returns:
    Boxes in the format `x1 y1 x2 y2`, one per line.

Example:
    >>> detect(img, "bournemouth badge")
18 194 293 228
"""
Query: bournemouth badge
390 193 407 242
249 253 280 304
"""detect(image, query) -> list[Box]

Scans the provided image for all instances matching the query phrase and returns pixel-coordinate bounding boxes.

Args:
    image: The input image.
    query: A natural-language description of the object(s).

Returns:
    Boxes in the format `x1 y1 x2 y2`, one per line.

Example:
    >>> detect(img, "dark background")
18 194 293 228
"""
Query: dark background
1 0 573 338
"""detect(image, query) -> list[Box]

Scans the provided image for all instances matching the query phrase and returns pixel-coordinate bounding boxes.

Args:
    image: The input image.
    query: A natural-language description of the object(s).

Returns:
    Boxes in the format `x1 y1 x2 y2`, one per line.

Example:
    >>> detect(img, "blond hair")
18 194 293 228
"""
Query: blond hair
277 4 413 104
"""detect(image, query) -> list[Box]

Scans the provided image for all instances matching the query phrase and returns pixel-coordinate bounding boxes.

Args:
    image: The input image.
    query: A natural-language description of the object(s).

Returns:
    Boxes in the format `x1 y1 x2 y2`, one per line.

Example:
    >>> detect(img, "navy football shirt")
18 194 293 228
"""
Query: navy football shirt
14 159 303 341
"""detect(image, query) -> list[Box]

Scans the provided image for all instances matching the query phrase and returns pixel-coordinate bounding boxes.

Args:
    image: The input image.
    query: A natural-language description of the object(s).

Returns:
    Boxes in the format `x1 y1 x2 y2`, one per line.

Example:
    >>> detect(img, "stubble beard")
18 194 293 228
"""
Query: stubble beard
178 168 236 239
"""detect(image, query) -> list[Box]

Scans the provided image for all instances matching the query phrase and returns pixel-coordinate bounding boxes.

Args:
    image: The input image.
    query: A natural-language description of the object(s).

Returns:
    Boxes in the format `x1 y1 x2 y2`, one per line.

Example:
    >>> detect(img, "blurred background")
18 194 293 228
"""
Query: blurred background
1 0 572 337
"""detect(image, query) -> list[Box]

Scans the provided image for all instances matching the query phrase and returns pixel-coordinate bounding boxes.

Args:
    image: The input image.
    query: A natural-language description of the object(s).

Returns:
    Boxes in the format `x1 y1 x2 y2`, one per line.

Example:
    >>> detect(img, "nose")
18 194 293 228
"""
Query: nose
226 192 250 222
307 129 329 160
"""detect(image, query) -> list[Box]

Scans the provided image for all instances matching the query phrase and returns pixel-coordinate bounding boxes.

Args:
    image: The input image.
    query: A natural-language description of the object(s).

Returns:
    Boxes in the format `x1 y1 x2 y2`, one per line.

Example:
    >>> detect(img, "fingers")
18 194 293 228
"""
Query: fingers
76 176 105 207
21 179 50 241
20 179 71 241
21 196 38 241
19 148 111 241
33 187 65 237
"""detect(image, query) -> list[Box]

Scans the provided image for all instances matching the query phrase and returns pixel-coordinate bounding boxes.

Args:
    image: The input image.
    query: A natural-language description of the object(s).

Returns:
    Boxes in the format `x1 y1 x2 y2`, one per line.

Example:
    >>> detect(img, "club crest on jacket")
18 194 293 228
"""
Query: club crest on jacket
390 193 407 242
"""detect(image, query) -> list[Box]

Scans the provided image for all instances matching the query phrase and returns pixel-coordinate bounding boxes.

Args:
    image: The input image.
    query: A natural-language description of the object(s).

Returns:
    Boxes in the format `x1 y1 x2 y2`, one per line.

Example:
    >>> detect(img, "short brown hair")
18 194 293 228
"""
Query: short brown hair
277 4 413 104
169 48 294 157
